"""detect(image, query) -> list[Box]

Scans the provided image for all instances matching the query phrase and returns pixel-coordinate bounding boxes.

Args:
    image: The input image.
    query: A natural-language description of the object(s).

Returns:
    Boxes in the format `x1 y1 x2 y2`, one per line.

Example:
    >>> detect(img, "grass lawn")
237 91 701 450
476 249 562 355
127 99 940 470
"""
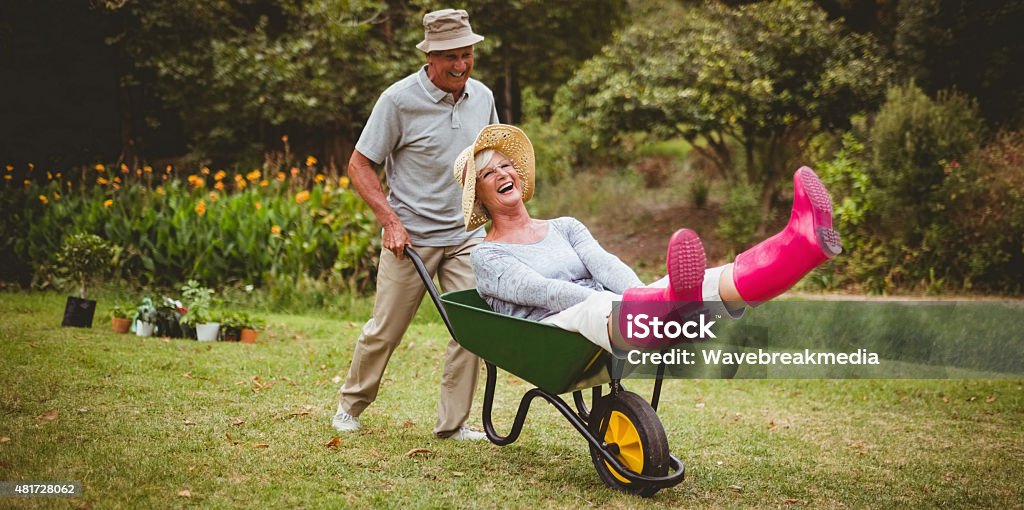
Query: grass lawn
1 292 1022 509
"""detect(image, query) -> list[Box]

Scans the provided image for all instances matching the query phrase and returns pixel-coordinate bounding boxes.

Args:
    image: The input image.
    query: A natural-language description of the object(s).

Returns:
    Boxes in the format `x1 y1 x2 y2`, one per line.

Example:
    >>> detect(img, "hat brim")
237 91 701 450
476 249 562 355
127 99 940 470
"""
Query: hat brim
417 33 484 53
453 125 535 231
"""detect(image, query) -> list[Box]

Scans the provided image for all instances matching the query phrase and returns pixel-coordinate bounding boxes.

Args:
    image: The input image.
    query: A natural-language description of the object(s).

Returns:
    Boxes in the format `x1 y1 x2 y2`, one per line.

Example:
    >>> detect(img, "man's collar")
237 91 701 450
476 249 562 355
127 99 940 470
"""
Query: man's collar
418 65 469 103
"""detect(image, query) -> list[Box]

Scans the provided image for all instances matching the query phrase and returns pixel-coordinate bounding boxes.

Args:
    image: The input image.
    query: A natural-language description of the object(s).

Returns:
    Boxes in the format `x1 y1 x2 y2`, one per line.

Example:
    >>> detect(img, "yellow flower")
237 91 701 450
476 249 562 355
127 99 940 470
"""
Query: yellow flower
314 174 325 183
53 191 60 201
254 202 262 210
4 175 11 181
290 167 299 177
209 191 219 202
121 163 129 173
259 180 269 187
306 156 318 167
201 167 210 175
339 176 350 189
214 170 226 181
112 182 121 190
194 199 207 216
271 225 281 235
236 179 247 190
24 179 31 186
47 172 52 180
214 181 224 191
27 163 34 170
38 195 49 205
247 169 261 182
281 135 289 143
276 171 286 182
104 199 113 208
156 186 165 196
97 177 109 185
55 172 61 179
94 164 105 172
136 168 143 176
5 165 13 172
162 165 170 173
295 190 310 204
114 176 121 183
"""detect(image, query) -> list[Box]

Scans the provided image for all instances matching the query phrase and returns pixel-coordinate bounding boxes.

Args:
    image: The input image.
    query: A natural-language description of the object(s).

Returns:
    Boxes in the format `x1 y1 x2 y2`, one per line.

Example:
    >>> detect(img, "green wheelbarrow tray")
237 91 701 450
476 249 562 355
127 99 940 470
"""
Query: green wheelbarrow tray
440 289 611 394
404 247 685 496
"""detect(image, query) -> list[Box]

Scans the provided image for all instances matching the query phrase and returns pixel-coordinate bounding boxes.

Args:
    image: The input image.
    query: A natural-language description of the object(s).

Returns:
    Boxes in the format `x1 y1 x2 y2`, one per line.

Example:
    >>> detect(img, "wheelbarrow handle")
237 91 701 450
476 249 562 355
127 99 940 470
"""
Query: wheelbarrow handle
403 245 459 341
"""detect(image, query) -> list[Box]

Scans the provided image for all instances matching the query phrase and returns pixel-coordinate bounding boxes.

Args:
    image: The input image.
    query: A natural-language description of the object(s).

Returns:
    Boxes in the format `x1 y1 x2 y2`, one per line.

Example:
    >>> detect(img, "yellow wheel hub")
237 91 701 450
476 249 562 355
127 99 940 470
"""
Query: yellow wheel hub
602 410 644 483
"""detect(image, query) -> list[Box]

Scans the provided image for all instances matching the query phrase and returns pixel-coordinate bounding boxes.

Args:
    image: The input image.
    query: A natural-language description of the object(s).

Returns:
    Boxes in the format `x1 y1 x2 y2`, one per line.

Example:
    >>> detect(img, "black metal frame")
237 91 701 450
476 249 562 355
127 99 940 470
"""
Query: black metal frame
404 246 686 490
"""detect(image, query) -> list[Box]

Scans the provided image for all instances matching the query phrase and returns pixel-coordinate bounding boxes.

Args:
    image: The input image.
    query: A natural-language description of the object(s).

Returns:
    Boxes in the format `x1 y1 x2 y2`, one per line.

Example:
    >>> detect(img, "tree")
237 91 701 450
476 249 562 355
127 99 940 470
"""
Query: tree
464 0 628 123
102 0 423 168
554 0 892 217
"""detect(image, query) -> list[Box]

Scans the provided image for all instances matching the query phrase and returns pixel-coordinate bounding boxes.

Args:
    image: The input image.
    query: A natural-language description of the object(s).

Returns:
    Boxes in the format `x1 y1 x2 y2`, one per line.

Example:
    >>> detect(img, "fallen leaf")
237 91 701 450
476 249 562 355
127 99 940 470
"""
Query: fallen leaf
183 418 196 426
183 372 192 379
326 436 341 449
768 421 778 431
225 433 241 445
0 436 10 444
331 376 342 384
253 443 270 449
178 489 191 498
942 396 949 403
231 418 245 426
37 409 59 422
347 321 358 329
728 484 743 492
452 471 465 477
716 461 724 466
985 395 996 403
403 420 415 429
783 498 801 505
695 402 705 409
286 405 315 419
405 448 432 458
967 396 977 402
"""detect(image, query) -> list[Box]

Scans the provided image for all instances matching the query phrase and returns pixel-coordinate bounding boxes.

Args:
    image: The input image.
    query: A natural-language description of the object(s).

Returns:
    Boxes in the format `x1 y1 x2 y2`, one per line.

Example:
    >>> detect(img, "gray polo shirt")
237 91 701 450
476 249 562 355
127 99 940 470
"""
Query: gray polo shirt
355 66 499 246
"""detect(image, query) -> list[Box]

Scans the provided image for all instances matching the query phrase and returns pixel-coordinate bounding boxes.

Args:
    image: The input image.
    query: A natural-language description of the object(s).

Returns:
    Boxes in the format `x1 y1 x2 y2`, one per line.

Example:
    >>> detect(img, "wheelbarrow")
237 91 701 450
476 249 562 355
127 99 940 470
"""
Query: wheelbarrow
405 247 685 497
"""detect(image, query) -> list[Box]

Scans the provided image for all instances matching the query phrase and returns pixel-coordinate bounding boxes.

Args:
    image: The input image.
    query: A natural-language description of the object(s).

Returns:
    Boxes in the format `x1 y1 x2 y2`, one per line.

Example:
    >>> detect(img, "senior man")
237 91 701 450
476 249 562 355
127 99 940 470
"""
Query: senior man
332 9 497 440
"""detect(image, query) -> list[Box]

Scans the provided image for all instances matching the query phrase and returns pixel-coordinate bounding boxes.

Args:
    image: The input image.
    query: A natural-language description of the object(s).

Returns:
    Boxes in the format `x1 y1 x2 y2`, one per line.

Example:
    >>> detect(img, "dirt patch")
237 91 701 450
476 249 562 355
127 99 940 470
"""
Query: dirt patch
586 202 731 279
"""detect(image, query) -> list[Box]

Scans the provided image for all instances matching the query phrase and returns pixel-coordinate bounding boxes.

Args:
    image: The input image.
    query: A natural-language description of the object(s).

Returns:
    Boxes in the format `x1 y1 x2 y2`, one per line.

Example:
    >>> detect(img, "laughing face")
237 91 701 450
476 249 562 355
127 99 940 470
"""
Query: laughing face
475 151 521 211
426 45 475 97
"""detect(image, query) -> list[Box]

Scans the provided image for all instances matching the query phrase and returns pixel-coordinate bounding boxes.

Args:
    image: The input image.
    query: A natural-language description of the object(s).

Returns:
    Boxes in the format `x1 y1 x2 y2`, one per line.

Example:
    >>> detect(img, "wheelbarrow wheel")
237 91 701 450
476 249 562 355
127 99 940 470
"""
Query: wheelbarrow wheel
588 391 670 497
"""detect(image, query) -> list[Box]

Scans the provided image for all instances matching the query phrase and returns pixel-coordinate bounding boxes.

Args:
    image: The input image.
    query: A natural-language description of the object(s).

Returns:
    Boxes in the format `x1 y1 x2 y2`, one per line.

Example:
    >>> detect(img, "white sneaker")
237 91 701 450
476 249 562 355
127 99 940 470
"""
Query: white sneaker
446 425 487 441
331 411 360 432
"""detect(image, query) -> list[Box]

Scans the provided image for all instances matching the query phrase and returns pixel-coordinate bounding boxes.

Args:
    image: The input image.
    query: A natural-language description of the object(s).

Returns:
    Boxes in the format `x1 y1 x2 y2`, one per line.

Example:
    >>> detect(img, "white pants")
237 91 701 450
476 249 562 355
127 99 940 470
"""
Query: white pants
543 265 744 354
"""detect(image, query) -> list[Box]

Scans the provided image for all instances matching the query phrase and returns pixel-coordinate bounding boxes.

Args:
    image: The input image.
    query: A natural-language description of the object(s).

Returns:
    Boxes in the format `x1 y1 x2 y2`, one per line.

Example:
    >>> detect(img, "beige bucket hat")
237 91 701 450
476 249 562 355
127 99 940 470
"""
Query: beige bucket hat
453 125 536 231
416 9 484 53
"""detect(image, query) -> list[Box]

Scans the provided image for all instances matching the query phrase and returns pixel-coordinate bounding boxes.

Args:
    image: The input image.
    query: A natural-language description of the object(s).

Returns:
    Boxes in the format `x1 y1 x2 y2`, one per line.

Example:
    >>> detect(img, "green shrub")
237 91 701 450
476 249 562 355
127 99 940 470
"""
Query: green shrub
716 179 761 256
53 233 117 299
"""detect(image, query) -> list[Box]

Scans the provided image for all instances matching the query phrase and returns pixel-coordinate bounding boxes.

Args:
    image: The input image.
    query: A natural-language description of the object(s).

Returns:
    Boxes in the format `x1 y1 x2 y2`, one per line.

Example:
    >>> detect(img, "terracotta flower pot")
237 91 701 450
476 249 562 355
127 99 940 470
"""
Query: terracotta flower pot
111 317 132 334
240 328 258 343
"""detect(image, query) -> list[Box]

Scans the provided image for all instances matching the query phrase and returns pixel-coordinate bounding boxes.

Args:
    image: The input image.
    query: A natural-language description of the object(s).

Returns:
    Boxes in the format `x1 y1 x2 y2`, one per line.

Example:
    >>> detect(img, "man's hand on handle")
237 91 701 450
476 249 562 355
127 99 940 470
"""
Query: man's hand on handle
383 220 411 260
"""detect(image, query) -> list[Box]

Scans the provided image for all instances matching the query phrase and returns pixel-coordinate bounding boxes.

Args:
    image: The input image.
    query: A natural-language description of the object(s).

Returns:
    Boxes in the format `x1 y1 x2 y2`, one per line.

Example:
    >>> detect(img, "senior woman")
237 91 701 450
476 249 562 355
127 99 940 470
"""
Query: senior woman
453 125 842 354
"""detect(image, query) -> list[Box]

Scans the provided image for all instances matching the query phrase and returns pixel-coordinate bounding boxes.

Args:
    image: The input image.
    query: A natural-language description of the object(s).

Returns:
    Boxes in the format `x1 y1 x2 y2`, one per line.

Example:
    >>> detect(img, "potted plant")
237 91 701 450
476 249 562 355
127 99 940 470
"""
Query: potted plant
155 296 187 338
109 304 132 334
55 233 116 328
239 314 265 344
133 297 158 337
219 311 265 343
180 280 219 341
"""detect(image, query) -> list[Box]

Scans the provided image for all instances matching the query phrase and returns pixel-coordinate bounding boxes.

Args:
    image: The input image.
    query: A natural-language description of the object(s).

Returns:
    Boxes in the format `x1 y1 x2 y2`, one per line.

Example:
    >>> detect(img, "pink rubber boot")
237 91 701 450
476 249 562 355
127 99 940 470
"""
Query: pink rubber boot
619 229 706 349
732 167 842 305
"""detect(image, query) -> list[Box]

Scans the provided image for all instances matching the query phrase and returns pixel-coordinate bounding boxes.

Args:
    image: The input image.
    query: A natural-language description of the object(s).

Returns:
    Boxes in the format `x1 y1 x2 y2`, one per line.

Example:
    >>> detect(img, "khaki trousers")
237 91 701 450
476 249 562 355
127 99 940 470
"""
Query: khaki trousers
337 237 481 436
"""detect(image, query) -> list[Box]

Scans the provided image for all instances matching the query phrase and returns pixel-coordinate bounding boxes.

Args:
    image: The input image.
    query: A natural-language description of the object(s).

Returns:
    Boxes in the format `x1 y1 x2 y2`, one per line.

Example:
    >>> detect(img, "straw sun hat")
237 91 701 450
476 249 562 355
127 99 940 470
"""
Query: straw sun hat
453 124 535 231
